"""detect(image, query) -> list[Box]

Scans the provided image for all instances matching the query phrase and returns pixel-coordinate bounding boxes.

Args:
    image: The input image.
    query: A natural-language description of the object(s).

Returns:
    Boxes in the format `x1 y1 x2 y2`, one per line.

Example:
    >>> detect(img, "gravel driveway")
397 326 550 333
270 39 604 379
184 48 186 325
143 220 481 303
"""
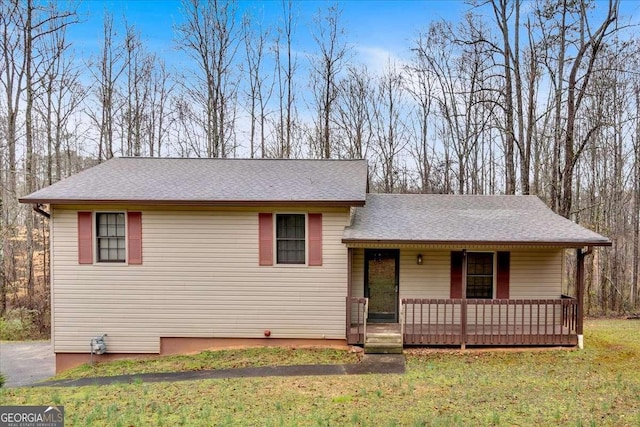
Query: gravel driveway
0 341 55 387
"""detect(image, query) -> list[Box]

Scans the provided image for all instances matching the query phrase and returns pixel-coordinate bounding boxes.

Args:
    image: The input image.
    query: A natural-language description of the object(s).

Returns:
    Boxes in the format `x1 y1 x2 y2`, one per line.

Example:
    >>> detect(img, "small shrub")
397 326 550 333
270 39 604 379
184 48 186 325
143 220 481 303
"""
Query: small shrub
0 372 6 388
0 308 36 340
0 307 49 340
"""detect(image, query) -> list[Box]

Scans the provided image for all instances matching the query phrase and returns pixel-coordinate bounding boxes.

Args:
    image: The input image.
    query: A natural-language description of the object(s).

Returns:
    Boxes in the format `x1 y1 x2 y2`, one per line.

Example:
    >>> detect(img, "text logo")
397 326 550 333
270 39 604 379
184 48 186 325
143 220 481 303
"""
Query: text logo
0 406 64 427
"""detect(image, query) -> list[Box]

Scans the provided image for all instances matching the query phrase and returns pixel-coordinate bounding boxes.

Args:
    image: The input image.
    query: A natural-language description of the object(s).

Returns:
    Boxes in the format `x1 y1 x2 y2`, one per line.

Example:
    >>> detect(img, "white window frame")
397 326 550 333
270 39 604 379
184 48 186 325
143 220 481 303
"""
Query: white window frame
274 212 308 267
465 251 496 299
94 211 128 264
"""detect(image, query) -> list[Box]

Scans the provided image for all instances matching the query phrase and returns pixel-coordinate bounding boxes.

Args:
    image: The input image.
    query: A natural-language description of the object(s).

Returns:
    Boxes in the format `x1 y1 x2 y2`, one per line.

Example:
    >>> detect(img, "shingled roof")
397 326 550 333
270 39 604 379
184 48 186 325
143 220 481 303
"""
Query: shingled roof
20 157 368 206
343 194 610 247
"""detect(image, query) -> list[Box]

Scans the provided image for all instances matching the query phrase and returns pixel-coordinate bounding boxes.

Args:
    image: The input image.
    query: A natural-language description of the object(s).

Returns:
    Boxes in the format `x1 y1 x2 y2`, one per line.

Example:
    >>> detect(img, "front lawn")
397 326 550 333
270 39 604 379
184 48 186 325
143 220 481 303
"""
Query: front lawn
53 346 360 380
1 319 639 426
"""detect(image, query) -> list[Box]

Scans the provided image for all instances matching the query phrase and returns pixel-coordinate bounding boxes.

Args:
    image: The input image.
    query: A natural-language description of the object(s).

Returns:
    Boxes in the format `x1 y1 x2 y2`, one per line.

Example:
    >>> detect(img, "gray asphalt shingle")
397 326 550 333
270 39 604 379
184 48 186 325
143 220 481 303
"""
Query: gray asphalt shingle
343 194 610 246
20 159 610 246
19 157 369 205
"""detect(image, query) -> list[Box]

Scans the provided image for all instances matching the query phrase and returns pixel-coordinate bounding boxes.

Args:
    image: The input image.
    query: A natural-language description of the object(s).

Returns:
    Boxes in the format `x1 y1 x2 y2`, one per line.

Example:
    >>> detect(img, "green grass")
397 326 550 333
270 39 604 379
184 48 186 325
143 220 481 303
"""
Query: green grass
2 319 639 426
0 308 47 340
53 347 360 380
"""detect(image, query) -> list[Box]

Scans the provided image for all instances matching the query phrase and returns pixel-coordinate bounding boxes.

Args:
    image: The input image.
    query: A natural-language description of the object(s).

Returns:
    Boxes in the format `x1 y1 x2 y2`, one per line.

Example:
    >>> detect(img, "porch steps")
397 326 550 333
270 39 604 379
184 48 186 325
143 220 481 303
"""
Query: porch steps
364 327 403 354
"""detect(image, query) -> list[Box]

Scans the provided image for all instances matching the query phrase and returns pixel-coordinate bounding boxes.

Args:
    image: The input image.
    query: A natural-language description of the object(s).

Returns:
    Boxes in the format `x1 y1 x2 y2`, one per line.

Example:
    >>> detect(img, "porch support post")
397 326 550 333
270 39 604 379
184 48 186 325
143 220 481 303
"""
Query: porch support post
461 250 467 349
576 248 585 349
460 299 467 350
461 250 467 298
346 248 353 342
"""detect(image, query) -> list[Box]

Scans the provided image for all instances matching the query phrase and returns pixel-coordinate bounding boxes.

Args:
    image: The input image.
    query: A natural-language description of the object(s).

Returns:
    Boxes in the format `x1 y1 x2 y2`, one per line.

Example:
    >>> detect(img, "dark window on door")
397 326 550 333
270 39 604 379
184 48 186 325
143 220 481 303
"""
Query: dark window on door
466 252 494 298
276 214 305 264
365 249 399 323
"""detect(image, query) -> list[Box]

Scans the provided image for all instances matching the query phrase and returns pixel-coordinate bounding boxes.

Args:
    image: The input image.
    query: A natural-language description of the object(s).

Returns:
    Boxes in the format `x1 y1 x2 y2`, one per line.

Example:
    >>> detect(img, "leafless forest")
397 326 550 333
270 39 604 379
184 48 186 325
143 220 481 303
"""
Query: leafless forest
1 0 638 336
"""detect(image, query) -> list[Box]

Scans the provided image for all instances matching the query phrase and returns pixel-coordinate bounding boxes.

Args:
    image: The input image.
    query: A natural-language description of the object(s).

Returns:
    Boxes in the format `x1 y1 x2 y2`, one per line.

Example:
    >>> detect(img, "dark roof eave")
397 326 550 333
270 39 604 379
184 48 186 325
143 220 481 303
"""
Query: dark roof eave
18 198 366 207
341 238 612 248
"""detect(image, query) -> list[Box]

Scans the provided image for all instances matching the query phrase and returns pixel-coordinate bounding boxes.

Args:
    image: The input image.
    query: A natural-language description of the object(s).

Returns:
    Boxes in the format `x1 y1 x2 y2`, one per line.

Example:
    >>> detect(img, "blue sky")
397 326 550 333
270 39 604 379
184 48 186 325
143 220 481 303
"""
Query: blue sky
68 0 640 76
69 1 472 72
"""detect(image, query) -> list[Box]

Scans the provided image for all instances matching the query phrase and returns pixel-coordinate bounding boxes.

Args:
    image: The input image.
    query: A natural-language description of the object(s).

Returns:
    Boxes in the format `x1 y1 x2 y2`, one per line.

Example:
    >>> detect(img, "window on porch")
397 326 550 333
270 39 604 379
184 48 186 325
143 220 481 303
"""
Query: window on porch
466 252 494 298
450 251 509 299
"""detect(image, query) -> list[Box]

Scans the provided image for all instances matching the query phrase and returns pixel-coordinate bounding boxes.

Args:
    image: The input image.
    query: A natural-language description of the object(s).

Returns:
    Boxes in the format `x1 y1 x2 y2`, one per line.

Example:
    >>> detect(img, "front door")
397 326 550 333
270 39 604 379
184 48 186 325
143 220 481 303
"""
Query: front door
365 249 399 323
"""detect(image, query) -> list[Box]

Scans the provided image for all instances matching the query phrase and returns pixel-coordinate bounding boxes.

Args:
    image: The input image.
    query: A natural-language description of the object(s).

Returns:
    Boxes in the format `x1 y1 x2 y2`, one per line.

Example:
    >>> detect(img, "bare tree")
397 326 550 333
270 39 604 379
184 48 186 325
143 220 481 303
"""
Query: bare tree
308 3 349 159
371 62 410 193
87 12 126 161
334 65 373 159
122 22 156 157
1 0 24 205
538 0 619 217
242 12 272 158
36 13 85 184
633 86 640 307
146 58 174 157
486 0 541 195
175 0 240 158
4 0 76 296
490 0 518 194
414 17 495 194
405 50 435 193
272 0 297 158
0 1 24 311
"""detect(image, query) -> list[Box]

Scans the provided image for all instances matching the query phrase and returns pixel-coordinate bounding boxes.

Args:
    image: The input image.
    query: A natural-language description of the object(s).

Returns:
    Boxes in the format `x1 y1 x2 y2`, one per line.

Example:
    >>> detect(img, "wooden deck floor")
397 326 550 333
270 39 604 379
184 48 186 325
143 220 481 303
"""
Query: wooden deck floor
404 323 577 345
349 323 577 346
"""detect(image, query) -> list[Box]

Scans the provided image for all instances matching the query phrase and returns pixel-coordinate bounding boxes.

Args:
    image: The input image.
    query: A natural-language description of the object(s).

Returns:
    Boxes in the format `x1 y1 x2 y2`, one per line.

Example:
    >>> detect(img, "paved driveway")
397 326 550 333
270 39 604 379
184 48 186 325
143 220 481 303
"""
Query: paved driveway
0 341 55 387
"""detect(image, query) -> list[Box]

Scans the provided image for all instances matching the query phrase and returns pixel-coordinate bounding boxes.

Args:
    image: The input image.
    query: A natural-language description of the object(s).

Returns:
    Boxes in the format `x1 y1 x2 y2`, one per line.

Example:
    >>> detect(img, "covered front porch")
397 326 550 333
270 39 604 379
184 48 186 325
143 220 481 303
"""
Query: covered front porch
344 246 592 350
347 296 579 347
341 194 611 351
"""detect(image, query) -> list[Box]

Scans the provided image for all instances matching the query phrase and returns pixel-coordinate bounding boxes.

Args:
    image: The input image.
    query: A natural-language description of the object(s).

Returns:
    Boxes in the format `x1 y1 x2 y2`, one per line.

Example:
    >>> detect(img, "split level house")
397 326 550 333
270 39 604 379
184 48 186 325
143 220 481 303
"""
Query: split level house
19 158 611 372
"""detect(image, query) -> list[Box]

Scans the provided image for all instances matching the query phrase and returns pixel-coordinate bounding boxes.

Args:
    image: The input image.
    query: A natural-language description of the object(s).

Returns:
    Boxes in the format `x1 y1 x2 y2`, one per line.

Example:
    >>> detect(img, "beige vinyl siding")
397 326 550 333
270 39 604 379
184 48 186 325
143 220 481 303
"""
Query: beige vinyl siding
396 248 563 300
399 250 451 300
398 250 455 325
510 250 563 298
351 248 365 298
350 249 451 300
51 206 350 353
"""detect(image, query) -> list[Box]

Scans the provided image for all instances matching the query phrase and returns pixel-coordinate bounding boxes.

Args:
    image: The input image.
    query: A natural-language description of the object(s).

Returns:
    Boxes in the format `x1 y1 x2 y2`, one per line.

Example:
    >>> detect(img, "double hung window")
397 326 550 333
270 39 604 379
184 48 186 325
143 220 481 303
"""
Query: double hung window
96 213 126 262
276 214 305 264
466 252 494 299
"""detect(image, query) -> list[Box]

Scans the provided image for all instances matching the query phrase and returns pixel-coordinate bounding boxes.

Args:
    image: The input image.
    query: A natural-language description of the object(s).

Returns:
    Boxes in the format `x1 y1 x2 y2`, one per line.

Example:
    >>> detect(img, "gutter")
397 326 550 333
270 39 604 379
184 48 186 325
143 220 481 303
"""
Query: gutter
341 238 612 248
32 203 51 219
18 198 366 207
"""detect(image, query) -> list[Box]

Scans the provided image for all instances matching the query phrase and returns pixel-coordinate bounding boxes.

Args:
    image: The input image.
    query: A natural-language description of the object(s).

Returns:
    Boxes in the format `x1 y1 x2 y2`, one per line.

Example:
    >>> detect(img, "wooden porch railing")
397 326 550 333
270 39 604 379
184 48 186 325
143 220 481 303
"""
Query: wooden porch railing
561 294 578 331
402 297 578 346
402 298 463 345
346 297 368 345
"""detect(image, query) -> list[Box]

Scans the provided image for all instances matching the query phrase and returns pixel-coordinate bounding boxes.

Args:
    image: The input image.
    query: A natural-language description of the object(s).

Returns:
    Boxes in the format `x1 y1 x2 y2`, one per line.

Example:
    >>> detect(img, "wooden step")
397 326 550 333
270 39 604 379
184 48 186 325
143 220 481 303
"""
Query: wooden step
364 343 403 354
365 334 403 344
364 331 403 354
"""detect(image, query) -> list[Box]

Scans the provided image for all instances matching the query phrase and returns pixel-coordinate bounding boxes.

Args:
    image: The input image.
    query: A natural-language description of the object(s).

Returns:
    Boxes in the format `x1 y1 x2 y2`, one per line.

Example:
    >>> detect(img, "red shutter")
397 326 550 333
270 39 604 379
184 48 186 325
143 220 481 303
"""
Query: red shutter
78 212 93 264
127 212 143 265
308 213 322 266
496 251 510 299
258 213 273 266
450 251 463 298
